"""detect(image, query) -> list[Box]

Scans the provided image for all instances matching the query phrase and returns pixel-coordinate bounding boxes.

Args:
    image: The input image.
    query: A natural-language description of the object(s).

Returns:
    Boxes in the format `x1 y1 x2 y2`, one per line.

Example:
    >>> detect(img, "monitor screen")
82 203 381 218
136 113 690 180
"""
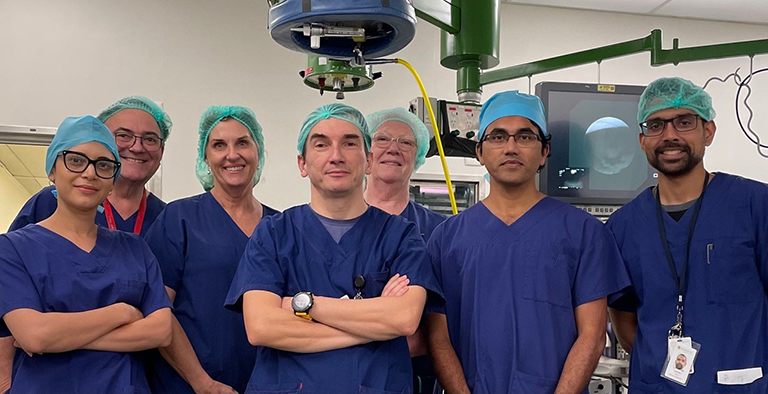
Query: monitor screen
536 82 657 205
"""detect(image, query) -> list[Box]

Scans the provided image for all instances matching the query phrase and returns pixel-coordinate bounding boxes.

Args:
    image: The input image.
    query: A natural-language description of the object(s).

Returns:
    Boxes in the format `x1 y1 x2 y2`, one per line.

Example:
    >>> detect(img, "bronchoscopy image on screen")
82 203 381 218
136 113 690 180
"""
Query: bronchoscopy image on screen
544 90 655 202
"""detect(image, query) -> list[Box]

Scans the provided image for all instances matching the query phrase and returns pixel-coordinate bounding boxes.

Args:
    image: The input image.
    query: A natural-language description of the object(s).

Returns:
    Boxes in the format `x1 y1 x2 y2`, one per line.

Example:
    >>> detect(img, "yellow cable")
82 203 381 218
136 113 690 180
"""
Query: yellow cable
395 58 458 215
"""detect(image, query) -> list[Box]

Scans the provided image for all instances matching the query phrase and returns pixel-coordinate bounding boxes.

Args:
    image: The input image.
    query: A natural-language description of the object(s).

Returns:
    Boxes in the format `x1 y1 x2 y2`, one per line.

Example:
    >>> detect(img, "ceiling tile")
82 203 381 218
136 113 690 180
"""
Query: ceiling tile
0 144 31 177
35 177 49 189
10 145 48 178
14 177 43 195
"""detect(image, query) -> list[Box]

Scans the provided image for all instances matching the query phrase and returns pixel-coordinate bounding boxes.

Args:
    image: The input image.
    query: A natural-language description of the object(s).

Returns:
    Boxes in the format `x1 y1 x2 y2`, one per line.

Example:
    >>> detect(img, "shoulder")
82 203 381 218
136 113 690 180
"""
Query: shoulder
717 172 768 196
607 188 653 227
262 204 281 217
146 192 166 208
158 193 207 216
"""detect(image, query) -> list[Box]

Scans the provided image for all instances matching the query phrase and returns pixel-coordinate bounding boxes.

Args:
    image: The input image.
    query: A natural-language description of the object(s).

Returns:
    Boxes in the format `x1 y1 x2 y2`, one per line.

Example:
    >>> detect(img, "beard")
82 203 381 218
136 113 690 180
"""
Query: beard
647 141 703 178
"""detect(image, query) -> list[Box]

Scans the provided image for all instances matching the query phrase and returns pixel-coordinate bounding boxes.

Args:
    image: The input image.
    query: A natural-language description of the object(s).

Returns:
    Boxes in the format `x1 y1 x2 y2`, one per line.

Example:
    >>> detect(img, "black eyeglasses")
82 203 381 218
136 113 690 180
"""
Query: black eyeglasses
483 131 541 148
639 114 701 136
113 131 163 152
59 150 121 179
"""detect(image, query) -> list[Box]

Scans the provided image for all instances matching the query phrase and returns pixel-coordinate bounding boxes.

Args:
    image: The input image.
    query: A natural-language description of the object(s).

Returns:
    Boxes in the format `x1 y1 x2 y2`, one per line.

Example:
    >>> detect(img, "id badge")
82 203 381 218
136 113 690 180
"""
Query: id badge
661 337 701 386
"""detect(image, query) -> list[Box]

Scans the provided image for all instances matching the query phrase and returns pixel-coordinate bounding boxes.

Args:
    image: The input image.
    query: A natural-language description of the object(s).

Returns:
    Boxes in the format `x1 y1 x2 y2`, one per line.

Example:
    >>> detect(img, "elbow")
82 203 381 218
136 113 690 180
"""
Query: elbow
395 313 421 337
157 322 173 348
245 318 271 347
151 311 173 348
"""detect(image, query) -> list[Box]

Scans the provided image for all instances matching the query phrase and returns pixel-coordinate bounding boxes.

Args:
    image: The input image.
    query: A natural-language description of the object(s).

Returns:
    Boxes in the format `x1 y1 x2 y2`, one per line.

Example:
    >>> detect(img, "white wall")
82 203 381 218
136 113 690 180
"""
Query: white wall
0 1 766 210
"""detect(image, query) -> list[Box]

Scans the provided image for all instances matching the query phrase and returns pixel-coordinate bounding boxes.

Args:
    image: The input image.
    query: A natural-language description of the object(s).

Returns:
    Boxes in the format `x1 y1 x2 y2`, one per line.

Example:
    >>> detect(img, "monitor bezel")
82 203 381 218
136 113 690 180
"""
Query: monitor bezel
535 81 655 205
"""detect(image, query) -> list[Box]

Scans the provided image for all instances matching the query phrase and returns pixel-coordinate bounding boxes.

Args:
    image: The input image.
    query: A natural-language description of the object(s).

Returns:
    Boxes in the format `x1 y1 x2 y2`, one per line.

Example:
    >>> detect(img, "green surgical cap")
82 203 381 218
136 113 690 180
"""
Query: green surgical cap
97 96 173 141
297 103 370 154
195 106 265 191
366 107 429 171
637 77 716 124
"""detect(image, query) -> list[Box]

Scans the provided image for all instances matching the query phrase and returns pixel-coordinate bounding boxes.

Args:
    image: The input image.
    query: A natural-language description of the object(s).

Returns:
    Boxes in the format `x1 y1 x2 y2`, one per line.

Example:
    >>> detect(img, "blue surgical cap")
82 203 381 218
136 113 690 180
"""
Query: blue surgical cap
97 96 173 141
478 90 548 141
366 107 430 171
46 115 121 180
196 106 266 191
637 77 716 124
297 103 370 153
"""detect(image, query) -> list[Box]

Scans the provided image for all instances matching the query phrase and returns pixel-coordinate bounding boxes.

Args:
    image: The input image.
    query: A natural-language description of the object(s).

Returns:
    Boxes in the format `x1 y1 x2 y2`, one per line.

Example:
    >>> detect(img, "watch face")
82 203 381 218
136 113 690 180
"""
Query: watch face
293 293 311 311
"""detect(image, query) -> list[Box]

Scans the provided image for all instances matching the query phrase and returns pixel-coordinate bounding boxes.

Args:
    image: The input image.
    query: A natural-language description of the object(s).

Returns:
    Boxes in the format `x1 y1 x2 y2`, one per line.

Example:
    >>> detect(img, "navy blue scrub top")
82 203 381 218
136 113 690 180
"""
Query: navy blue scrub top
607 173 768 393
399 201 446 242
143 192 279 394
9 185 166 236
0 225 171 394
428 198 630 394
225 204 444 394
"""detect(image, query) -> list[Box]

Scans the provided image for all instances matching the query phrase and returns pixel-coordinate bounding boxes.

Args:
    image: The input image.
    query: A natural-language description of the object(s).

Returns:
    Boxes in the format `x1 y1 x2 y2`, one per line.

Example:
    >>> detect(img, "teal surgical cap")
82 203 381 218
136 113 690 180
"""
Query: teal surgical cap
478 90 548 141
637 77 716 124
46 115 121 180
297 103 370 154
366 107 429 171
97 95 173 141
195 106 266 191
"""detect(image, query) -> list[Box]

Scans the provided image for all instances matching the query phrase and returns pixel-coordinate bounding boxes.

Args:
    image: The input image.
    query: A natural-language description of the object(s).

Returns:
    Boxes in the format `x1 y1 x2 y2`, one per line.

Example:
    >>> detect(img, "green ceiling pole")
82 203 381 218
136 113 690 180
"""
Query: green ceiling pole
440 0 500 103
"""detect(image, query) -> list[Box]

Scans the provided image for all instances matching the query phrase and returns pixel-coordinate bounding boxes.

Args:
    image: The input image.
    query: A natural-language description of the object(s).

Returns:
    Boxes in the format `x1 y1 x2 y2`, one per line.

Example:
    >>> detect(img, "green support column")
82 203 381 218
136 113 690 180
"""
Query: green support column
440 0 500 102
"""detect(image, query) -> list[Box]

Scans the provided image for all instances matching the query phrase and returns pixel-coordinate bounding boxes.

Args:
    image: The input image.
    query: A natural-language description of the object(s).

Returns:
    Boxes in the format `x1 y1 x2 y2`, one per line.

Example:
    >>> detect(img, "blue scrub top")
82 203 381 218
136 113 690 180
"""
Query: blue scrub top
399 201 446 242
0 225 171 394
143 192 279 394
225 204 444 394
428 198 630 394
9 185 166 236
607 173 768 393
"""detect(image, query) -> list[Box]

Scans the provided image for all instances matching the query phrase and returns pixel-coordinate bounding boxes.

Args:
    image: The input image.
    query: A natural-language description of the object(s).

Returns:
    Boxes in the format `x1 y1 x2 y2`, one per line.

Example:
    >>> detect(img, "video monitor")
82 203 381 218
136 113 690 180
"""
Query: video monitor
536 82 657 205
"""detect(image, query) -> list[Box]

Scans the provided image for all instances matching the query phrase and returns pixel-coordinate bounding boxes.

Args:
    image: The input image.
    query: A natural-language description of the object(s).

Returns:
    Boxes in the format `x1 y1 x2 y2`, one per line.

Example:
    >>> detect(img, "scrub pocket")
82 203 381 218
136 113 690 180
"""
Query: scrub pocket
115 279 147 308
510 370 558 393
523 247 574 308
704 238 762 304
358 385 409 394
246 382 303 394
361 270 390 298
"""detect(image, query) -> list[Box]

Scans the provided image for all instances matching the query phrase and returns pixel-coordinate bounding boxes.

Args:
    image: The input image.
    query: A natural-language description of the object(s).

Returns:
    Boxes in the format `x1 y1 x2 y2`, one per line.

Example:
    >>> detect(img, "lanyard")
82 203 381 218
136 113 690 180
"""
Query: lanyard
655 173 709 337
103 189 148 234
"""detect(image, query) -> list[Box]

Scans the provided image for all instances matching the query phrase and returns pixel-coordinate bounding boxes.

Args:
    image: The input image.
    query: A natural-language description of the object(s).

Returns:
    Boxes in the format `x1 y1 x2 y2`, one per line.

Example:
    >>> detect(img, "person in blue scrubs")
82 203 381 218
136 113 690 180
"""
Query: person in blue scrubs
364 107 446 393
1 96 172 393
0 115 172 394
426 91 630 394
143 106 279 394
608 77 768 393
225 103 443 394
9 95 172 235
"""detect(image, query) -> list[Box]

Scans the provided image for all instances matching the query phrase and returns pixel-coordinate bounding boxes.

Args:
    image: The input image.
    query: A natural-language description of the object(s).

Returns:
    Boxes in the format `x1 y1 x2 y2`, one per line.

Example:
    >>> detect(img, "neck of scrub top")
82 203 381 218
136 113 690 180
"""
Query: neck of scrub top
363 176 410 215
309 187 369 220
210 184 261 216
45 193 101 237
656 162 711 206
483 176 545 220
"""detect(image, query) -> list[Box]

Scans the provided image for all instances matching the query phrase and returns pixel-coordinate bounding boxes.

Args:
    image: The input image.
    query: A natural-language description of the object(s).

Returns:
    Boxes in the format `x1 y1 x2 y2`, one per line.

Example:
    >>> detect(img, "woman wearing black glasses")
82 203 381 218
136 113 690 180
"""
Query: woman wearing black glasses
0 116 171 394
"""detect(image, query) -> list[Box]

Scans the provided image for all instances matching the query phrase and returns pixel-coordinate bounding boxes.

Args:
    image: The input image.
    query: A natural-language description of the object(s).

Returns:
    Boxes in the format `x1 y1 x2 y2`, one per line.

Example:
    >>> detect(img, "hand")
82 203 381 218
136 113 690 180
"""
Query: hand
281 296 293 312
381 274 410 297
193 377 238 394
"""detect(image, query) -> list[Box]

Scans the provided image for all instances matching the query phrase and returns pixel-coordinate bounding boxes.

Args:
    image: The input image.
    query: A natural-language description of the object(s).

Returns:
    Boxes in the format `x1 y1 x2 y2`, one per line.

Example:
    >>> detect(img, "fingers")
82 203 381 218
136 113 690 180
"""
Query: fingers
381 274 410 297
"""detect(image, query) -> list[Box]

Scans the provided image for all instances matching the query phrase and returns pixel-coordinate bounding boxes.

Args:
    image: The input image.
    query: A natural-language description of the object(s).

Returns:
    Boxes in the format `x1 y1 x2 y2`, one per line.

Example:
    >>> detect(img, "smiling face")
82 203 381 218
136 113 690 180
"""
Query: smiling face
639 108 715 178
369 121 417 185
102 109 164 185
476 116 548 189
205 118 259 191
297 118 371 198
48 141 115 212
